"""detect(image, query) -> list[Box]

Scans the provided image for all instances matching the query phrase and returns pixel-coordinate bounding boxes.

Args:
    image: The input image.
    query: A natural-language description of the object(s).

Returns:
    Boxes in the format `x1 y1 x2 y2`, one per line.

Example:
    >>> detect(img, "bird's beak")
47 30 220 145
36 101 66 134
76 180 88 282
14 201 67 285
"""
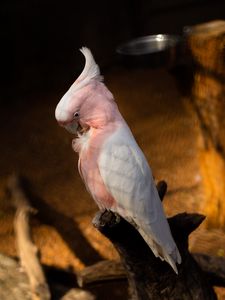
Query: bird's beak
64 121 79 134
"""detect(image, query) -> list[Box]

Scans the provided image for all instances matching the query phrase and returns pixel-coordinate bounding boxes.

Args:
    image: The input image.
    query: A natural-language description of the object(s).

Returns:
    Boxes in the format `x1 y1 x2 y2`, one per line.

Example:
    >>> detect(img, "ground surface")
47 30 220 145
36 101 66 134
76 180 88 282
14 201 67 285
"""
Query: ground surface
0 67 224 299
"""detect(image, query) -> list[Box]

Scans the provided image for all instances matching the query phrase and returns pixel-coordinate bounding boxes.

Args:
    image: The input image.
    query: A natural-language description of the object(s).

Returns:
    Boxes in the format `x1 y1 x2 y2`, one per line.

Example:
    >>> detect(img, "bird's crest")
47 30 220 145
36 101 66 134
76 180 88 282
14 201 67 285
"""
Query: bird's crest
71 47 103 92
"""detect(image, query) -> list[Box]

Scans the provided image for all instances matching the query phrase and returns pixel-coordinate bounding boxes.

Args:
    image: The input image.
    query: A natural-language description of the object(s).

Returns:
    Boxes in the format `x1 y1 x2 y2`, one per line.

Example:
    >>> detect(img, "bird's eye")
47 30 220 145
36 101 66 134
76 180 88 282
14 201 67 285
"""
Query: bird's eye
73 112 79 118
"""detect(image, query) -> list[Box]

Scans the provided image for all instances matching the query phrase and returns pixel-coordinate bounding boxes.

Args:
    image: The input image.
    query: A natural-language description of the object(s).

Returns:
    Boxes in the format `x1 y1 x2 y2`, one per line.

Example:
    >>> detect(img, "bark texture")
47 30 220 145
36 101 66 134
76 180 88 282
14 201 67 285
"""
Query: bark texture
92 181 217 300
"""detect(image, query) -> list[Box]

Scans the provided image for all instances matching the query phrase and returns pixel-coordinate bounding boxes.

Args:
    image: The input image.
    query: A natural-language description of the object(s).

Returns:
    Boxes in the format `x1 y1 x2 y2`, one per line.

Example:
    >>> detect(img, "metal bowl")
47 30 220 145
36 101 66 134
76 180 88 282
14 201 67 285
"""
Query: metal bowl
116 34 182 68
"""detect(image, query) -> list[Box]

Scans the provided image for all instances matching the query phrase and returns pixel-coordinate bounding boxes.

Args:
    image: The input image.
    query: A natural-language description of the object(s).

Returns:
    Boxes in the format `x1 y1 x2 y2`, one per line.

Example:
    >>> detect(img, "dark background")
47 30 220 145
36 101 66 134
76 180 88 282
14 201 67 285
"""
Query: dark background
2 0 225 100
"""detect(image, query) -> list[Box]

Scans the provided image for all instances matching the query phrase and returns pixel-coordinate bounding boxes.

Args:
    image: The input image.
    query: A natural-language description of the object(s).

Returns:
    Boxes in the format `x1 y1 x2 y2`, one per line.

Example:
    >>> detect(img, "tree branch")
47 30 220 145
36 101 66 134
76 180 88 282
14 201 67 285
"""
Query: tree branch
8 174 51 300
77 254 225 289
91 180 217 300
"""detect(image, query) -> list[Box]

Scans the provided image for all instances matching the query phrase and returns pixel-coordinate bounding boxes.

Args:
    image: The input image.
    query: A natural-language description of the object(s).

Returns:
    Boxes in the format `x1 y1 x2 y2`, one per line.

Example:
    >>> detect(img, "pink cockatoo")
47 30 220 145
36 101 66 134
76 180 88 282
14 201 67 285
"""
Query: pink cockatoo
55 47 181 273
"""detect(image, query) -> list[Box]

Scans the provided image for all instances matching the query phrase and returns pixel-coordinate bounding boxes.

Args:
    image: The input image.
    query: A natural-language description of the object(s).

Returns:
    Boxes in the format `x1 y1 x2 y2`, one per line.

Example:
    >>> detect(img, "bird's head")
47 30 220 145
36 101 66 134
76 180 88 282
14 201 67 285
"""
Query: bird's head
55 47 118 135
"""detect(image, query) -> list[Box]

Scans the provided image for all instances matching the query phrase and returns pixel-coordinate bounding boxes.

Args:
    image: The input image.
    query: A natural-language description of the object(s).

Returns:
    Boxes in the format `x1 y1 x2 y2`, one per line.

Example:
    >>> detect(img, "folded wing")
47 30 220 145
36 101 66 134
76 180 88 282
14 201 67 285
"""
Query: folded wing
98 125 181 273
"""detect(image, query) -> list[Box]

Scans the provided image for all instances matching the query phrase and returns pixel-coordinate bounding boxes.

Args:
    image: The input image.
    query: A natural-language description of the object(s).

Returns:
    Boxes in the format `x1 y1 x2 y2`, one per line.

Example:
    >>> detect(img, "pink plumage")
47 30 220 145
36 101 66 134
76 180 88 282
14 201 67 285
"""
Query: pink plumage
55 47 181 273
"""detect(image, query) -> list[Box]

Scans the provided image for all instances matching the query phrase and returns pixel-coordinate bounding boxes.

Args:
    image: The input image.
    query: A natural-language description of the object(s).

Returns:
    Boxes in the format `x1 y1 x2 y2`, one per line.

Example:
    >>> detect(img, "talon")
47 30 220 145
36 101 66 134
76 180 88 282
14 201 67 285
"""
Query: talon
114 213 121 224
92 211 103 228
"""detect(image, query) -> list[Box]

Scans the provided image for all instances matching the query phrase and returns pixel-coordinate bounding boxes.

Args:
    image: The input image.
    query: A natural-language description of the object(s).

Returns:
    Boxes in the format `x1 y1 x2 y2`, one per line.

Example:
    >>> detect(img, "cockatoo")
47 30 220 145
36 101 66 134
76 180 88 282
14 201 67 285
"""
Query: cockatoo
55 47 181 273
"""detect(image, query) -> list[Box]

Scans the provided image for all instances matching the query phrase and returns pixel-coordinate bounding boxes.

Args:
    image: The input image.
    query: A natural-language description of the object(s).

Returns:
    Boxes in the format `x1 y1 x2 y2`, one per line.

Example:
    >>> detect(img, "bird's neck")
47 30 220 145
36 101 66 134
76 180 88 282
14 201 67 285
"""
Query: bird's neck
72 127 93 153
72 120 123 155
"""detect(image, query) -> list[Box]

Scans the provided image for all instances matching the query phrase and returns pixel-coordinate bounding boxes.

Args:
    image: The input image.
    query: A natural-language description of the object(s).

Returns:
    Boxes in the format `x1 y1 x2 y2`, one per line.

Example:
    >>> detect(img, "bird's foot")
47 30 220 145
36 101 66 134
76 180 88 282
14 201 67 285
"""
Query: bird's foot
92 210 121 230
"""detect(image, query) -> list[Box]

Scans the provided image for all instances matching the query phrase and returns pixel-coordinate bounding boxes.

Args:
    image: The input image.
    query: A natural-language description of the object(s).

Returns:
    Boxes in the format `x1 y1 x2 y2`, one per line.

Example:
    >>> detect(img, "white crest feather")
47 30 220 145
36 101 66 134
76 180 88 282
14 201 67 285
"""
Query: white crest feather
71 47 103 92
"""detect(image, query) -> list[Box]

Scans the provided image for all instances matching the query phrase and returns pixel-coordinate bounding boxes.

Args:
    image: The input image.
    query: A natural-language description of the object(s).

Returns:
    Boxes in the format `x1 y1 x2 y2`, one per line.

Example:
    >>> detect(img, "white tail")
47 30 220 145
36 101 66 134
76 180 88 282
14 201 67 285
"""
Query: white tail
138 226 181 274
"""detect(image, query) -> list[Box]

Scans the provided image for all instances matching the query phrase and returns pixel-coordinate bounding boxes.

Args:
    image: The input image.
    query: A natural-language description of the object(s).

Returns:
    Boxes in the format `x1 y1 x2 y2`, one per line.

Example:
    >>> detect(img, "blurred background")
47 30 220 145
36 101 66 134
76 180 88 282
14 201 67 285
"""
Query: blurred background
2 0 225 95
1 0 225 299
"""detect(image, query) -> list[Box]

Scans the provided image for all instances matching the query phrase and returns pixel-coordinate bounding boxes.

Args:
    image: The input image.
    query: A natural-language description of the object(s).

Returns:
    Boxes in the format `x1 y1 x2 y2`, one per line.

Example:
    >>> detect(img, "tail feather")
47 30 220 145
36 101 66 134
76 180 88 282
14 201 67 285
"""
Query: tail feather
138 227 181 274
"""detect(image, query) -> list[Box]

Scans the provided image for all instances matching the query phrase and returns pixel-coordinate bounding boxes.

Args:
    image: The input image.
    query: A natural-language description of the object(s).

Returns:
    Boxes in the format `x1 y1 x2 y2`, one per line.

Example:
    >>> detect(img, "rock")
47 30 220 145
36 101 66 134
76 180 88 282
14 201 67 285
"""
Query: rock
0 253 32 300
61 288 95 300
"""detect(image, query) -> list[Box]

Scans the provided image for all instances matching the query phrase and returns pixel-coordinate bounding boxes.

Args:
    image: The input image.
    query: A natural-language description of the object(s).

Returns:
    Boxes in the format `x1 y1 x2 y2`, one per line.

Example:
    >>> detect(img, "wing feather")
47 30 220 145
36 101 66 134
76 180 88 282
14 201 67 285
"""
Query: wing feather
98 125 181 272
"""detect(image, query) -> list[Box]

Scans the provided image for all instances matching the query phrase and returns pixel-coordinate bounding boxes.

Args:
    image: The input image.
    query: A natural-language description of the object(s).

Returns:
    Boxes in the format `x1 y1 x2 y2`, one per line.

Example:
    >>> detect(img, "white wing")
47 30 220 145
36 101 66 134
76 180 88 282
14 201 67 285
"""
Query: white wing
98 125 181 272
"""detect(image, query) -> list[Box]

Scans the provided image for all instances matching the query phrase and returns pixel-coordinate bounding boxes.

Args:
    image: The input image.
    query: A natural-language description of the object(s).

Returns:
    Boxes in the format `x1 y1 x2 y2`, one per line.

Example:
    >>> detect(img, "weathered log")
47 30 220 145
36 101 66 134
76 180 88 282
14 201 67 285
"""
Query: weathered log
77 253 225 289
77 260 126 287
7 174 51 300
186 20 225 76
193 253 225 287
92 181 217 300
187 20 225 228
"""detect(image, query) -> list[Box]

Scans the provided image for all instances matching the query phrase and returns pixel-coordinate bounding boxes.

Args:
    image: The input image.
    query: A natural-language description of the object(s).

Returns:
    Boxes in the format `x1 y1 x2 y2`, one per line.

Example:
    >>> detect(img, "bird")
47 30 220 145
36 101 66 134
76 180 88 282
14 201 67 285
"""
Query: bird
55 47 181 273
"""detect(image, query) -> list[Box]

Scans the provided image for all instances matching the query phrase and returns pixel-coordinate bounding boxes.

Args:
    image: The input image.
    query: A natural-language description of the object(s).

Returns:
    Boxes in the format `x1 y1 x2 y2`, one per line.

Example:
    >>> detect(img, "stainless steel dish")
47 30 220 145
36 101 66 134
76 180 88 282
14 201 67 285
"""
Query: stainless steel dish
116 34 183 68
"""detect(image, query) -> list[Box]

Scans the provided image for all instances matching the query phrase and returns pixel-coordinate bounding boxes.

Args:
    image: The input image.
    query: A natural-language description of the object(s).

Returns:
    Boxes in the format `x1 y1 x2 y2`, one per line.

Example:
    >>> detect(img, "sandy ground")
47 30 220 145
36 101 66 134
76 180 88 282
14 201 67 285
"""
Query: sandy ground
0 67 224 298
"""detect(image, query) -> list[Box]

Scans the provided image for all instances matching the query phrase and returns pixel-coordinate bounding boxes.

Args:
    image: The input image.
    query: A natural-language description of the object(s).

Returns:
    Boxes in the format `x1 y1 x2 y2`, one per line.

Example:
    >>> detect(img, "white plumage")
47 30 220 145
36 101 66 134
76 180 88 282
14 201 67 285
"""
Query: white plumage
72 47 103 93
98 125 181 273
55 47 182 274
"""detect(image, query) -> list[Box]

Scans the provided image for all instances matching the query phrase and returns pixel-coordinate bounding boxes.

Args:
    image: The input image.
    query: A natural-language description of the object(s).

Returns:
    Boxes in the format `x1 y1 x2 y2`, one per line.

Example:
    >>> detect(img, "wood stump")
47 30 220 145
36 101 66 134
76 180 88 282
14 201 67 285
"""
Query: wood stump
187 20 225 228
92 181 217 300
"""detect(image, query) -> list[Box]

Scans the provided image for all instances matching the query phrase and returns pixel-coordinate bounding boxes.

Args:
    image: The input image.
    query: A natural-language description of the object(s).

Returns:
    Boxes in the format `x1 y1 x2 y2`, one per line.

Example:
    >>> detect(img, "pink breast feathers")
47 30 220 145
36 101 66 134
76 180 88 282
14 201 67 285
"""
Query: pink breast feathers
74 128 116 210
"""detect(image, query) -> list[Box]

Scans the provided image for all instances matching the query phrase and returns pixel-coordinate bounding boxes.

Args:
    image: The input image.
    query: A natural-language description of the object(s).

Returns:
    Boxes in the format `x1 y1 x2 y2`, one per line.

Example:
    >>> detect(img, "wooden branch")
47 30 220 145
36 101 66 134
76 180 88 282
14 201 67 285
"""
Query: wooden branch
77 260 126 287
8 174 51 300
77 254 225 288
92 181 217 300
193 254 225 287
